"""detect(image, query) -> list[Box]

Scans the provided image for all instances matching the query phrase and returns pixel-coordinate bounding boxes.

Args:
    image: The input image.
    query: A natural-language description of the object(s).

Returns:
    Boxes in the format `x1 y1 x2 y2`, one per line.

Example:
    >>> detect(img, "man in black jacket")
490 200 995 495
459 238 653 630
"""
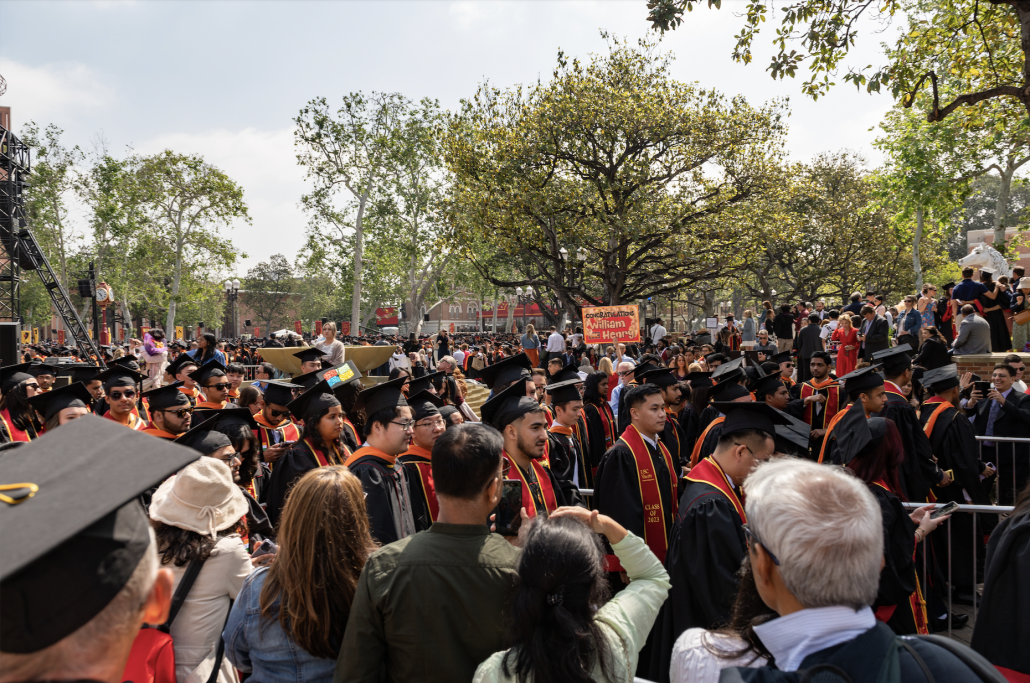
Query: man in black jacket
772 304 795 353
795 314 824 383
970 362 1030 505
857 305 890 361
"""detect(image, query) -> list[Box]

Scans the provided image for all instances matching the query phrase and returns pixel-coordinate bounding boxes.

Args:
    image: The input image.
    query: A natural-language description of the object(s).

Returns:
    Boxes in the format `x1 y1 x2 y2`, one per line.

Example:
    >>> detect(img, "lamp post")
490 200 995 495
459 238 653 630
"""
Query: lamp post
515 286 534 334
223 279 240 338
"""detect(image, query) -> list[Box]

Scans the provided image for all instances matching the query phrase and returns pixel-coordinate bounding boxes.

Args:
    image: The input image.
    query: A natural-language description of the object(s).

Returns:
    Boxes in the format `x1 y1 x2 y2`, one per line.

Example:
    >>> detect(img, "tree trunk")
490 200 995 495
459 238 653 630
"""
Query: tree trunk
165 238 185 333
350 190 370 337
506 296 517 333
993 165 1014 250
491 291 499 333
913 207 924 291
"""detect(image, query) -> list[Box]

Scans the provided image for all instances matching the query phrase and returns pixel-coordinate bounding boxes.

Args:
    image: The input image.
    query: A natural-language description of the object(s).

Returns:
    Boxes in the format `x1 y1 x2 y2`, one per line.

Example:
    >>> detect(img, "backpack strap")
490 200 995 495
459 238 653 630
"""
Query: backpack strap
156 557 205 634
908 635 1010 683
899 640 935 683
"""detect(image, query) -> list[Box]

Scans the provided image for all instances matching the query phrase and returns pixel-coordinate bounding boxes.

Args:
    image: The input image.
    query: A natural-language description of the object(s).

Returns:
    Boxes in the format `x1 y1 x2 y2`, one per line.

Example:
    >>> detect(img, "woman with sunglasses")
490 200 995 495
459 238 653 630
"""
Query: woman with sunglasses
0 363 43 442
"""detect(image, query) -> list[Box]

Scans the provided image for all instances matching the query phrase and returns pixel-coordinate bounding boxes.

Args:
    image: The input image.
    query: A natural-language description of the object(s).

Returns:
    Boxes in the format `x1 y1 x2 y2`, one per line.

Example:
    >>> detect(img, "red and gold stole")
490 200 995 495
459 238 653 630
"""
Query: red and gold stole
685 456 746 524
103 410 146 430
305 438 345 467
801 378 841 429
921 396 952 437
870 479 930 635
605 425 678 571
0 408 37 442
542 404 554 428
663 407 683 455
883 380 907 401
597 401 617 450
817 405 853 464
689 416 725 468
502 450 558 519
403 444 439 523
342 417 360 445
343 444 396 468
253 414 301 452
226 388 240 404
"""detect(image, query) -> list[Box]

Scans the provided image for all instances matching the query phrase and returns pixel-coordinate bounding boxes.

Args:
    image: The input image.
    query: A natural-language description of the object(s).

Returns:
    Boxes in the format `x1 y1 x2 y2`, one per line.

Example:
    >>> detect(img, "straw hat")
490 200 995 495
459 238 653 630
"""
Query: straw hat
149 458 247 538
1018 277 1030 290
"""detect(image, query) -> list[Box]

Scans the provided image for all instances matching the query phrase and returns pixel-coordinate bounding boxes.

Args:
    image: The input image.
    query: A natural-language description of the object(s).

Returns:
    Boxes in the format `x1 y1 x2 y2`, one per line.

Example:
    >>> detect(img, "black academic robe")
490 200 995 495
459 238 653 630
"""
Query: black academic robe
265 440 345 529
677 404 701 456
696 423 723 464
648 477 746 682
616 381 640 435
875 390 941 502
698 404 721 432
545 430 588 506
920 401 994 587
349 452 418 545
582 402 614 476
971 511 1030 679
869 484 924 635
399 453 435 532
241 487 273 547
660 411 691 472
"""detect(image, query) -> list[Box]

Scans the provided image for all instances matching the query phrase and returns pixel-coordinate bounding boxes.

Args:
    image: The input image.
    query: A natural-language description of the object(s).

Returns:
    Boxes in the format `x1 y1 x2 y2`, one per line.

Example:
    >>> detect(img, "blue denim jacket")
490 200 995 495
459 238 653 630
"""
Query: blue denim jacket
223 568 336 683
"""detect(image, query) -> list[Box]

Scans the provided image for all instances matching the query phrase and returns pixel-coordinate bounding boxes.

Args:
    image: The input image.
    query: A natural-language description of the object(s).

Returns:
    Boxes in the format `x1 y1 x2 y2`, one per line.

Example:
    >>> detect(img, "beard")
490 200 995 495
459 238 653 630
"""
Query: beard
516 432 546 460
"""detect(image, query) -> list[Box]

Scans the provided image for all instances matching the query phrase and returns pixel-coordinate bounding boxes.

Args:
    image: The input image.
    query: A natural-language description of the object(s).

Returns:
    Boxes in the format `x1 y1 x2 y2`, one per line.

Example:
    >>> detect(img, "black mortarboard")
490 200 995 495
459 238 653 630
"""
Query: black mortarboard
639 367 678 388
29 363 57 377
318 361 362 391
407 371 443 397
743 364 767 391
354 376 408 417
142 383 192 411
839 364 884 397
110 356 142 373
173 418 234 455
481 380 542 430
94 365 147 389
262 380 302 408
0 416 200 653
769 351 793 366
547 361 582 385
684 371 713 388
709 381 751 401
753 372 789 399
409 390 446 422
291 368 324 391
1 363 38 394
439 405 459 421
546 378 583 404
289 379 343 421
194 405 257 431
292 347 327 363
165 354 198 377
838 412 889 465
188 360 228 385
26 382 94 421
922 364 960 392
872 344 913 374
62 365 102 384
773 409 812 451
712 401 791 438
478 353 532 389
711 356 745 383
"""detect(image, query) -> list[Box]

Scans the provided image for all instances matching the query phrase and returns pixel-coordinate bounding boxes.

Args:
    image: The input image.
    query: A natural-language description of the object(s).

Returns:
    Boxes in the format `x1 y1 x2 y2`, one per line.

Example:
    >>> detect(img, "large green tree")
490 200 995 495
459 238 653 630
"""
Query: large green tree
243 255 296 333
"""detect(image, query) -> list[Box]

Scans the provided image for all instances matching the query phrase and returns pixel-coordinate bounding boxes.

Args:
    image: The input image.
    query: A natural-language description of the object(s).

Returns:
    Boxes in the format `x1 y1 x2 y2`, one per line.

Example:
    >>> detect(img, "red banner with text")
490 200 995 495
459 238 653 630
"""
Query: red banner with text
340 321 351 336
315 320 323 336
583 305 641 345
253 327 260 338
294 320 303 335
375 307 398 326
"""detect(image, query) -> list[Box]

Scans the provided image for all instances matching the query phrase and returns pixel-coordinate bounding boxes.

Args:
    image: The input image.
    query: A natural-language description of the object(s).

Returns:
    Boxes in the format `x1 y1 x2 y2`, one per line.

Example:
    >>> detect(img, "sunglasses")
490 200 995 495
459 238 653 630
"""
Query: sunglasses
109 389 136 400
158 407 193 419
267 407 290 418
205 382 232 391
618 370 633 376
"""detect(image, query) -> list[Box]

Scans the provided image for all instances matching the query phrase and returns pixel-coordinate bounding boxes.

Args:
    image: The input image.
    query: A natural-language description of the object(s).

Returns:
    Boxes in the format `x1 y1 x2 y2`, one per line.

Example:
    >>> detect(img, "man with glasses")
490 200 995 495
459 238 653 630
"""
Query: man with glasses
343 376 418 544
400 388 448 531
95 365 148 430
165 354 200 408
1003 353 1027 392
649 401 789 682
253 380 303 465
753 329 776 360
190 361 232 409
141 384 194 439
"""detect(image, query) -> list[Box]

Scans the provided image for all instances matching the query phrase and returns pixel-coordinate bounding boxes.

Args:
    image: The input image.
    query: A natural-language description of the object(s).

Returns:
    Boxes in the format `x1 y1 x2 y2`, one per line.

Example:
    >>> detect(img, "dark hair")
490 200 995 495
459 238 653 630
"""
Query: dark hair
258 362 276 379
582 371 608 406
994 363 1016 377
218 422 259 487
846 419 906 499
150 328 166 341
780 304 791 314
717 428 771 451
811 351 832 365
361 405 403 439
760 361 780 376
501 515 613 683
850 293 861 303
706 556 776 662
238 385 262 409
962 266 974 278
861 305 875 316
0 380 42 434
432 423 502 499
624 383 662 412
807 313 820 324
155 519 245 567
388 367 410 381
197 332 218 364
1012 478 1030 520
226 363 245 375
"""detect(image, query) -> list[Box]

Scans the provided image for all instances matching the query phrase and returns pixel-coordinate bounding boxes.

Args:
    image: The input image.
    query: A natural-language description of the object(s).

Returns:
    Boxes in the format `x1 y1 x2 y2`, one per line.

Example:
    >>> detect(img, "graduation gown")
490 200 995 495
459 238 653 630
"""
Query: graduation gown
252 415 302 457
677 404 701 456
875 382 941 502
583 401 617 477
399 445 437 532
265 438 346 528
341 416 361 453
698 404 721 432
970 511 1030 680
661 408 691 472
344 446 417 545
868 482 929 636
502 451 571 517
689 416 724 468
920 398 994 587
648 456 747 682
547 425 591 496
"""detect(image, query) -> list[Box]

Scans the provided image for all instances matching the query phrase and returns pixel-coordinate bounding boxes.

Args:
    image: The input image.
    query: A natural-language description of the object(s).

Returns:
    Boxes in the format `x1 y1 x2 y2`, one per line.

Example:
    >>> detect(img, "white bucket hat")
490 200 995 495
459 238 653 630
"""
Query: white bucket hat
1018 277 1030 290
149 458 248 538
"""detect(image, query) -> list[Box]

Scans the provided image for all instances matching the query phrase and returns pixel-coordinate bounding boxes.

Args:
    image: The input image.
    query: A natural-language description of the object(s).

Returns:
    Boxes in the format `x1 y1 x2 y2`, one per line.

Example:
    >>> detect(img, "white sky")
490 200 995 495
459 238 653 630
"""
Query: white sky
1 0 902 273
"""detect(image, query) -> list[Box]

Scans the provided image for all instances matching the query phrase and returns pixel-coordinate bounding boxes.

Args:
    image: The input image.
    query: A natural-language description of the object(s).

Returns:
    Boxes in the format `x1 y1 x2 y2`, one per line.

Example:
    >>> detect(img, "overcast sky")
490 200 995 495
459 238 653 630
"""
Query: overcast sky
1 0 901 273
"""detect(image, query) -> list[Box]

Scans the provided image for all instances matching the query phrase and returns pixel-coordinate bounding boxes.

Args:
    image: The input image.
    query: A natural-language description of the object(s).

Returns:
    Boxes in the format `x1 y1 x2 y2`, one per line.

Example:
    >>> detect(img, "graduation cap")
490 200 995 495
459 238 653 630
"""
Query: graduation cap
94 365 147 389
0 416 200 653
836 411 890 465
922 364 960 392
292 347 327 364
711 356 745 382
109 356 142 373
287 379 343 422
743 363 767 391
165 354 199 377
481 379 542 430
546 378 582 404
262 380 303 408
407 371 443 397
639 367 678 388
872 344 913 375
26 382 94 421
354 376 408 418
409 390 446 422
142 382 192 411
59 365 102 384
318 361 362 391
439 405 459 421
684 371 713 388
477 352 532 389
769 351 793 366
291 368 324 392
773 409 812 451
839 364 884 397
711 401 792 438
753 372 788 400
1 363 38 394
709 380 751 402
28 362 57 378
173 417 234 455
194 405 257 431
188 360 228 386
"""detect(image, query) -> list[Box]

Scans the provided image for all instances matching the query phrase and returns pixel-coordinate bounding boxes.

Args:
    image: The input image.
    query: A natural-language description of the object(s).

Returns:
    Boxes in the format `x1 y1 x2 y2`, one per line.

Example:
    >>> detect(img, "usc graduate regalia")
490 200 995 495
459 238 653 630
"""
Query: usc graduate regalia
502 450 569 518
179 385 201 408
582 400 617 478
345 445 417 544
661 408 691 472
103 410 146 430
140 425 179 439
0 408 39 442
677 403 702 457
648 455 747 682
689 415 723 467
252 414 302 458
875 380 941 502
265 437 346 528
399 444 438 532
869 480 930 635
817 404 854 464
800 376 843 457
697 403 721 432
340 416 361 453
195 400 226 410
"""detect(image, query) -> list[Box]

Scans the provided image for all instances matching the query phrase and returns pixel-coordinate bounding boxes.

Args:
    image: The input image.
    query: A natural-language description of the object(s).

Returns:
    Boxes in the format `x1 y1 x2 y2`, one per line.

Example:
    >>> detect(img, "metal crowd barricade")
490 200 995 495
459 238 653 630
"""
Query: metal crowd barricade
975 435 1030 505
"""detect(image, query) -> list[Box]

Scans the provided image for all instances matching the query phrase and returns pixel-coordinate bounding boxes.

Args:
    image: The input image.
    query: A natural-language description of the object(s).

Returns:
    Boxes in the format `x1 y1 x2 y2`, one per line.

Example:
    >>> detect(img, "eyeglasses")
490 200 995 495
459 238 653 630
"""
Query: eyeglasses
157 407 193 419
217 451 242 464
416 418 446 429
109 389 136 400
742 524 780 565
390 419 416 431
25 382 39 390
205 382 232 391
267 407 290 418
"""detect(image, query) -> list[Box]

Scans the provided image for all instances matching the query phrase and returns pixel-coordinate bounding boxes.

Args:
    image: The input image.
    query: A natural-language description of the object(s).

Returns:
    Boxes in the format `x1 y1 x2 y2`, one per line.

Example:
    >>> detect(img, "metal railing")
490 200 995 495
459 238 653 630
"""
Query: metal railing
975 435 1029 505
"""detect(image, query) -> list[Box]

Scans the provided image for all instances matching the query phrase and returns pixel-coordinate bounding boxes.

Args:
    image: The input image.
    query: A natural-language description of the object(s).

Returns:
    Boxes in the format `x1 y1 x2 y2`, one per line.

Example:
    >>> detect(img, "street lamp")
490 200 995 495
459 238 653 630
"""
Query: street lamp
515 286 533 333
224 279 240 338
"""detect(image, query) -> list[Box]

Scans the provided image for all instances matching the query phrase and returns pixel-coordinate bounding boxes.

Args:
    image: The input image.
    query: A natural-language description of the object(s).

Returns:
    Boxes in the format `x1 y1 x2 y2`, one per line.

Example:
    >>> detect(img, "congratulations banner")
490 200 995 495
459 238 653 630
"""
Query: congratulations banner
583 305 640 344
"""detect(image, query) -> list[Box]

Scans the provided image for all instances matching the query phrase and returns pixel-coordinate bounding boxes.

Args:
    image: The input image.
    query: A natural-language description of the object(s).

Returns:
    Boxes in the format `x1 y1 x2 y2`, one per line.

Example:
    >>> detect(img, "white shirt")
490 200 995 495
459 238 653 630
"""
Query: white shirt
820 320 838 340
453 349 466 366
546 332 566 353
651 324 667 344
671 629 766 683
752 605 875 672
610 383 624 417
1014 379 1027 393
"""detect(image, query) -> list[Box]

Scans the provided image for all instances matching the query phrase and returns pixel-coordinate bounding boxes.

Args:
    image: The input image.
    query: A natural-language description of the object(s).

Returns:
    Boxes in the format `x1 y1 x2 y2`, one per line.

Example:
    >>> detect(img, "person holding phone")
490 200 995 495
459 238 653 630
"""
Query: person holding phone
968 362 1030 506
253 380 303 465
401 379 450 531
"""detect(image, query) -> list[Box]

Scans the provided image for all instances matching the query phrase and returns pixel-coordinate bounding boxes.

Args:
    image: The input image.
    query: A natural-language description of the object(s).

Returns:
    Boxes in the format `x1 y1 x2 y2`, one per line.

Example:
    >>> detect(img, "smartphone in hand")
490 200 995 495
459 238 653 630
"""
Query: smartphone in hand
492 479 523 536
930 501 959 520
